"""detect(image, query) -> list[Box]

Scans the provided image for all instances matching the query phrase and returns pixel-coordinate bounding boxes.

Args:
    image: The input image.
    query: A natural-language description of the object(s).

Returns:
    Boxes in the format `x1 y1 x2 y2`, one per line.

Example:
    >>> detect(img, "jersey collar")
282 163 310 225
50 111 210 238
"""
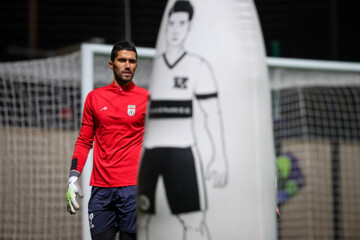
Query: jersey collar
110 81 135 92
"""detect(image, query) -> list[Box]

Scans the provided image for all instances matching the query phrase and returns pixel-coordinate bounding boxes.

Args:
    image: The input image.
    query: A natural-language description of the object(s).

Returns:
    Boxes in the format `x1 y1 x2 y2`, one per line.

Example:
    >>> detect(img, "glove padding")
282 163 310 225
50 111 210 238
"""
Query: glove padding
66 176 84 214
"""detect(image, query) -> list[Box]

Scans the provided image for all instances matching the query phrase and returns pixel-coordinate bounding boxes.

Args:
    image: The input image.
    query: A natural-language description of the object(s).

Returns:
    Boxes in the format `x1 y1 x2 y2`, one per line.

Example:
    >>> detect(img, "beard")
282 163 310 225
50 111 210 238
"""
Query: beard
114 71 133 86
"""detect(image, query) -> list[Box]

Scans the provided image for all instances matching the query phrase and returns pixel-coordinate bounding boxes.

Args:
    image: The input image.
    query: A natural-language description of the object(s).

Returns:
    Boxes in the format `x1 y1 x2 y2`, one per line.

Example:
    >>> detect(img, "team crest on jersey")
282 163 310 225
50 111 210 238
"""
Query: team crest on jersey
128 105 136 116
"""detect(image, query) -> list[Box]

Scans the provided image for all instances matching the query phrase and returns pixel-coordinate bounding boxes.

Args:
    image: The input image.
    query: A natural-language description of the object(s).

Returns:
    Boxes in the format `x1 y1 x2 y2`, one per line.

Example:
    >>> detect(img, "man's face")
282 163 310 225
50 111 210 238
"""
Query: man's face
166 12 191 47
109 50 137 86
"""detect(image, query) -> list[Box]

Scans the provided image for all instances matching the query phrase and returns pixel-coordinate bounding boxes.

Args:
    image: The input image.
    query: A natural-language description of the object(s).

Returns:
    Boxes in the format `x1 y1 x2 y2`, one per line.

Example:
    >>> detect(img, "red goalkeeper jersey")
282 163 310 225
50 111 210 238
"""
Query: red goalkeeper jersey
71 81 149 187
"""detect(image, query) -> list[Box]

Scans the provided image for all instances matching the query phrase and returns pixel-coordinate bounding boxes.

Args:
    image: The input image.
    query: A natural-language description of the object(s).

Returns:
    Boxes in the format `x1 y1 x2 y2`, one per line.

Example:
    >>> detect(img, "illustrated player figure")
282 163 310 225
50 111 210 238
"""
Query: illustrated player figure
66 40 149 240
138 1 228 239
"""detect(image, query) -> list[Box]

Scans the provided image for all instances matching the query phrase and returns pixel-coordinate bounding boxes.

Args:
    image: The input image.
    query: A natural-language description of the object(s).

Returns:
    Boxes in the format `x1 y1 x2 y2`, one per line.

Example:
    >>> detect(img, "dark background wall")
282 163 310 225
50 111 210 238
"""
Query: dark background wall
1 0 359 62
256 0 360 61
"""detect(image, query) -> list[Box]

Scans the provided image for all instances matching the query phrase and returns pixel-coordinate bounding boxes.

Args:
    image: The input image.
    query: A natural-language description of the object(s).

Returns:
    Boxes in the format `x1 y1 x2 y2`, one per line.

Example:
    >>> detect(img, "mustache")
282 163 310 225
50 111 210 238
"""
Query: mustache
122 70 133 74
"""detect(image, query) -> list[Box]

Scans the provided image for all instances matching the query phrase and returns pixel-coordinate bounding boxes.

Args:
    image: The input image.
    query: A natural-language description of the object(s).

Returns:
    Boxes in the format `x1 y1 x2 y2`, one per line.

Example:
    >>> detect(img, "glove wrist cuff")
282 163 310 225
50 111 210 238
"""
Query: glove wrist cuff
69 170 80 178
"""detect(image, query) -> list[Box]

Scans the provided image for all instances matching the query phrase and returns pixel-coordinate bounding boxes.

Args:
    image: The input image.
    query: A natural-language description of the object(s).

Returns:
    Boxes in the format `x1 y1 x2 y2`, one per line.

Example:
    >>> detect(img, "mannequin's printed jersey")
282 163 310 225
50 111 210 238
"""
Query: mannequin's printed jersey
144 52 218 148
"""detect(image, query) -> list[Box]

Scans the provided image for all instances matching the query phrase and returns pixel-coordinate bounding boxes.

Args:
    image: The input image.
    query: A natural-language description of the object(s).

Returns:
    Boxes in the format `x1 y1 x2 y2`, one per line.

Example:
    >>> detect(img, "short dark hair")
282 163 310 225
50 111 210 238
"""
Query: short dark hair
168 0 194 21
110 40 137 62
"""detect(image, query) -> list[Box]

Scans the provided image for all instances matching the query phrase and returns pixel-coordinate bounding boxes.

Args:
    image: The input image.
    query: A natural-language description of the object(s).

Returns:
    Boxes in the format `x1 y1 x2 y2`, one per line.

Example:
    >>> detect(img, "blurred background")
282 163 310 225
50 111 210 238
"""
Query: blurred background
0 1 359 240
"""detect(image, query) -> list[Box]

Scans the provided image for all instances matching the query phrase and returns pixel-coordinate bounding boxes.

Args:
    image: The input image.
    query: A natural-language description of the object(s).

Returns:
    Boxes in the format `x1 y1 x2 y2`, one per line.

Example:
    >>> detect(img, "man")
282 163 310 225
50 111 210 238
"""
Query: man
137 1 228 240
66 40 149 240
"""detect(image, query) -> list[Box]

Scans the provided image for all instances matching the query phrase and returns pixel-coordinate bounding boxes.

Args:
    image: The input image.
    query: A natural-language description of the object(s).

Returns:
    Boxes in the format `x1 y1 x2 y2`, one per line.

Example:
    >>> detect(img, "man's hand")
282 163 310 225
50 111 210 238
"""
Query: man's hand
66 176 84 215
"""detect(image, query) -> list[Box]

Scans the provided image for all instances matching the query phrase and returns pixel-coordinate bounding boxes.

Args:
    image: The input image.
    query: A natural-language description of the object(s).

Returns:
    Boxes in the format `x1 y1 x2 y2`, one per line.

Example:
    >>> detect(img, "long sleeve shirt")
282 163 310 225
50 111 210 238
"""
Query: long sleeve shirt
71 81 149 187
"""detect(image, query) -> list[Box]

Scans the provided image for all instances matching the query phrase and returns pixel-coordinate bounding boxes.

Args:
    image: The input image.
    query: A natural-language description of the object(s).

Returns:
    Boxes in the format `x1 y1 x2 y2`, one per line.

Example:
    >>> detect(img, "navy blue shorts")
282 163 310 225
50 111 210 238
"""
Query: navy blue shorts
88 186 137 237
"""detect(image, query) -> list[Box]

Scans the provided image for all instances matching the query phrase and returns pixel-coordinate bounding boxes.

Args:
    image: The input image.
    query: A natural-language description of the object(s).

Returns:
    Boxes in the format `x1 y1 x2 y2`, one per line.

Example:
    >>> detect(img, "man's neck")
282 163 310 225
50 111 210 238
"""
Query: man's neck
113 79 132 87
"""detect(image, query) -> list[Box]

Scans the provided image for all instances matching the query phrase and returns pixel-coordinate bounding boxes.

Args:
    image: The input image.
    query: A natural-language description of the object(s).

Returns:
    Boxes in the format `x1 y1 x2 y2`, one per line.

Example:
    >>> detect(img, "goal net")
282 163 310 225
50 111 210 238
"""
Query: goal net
1 45 360 240
269 58 360 240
